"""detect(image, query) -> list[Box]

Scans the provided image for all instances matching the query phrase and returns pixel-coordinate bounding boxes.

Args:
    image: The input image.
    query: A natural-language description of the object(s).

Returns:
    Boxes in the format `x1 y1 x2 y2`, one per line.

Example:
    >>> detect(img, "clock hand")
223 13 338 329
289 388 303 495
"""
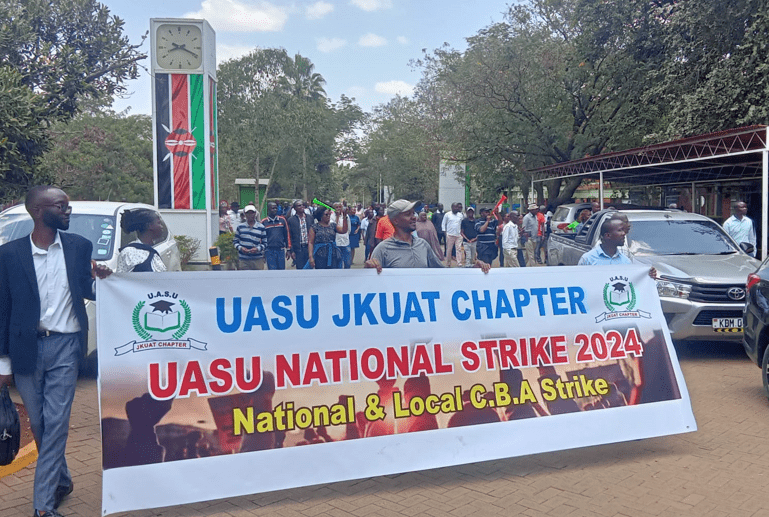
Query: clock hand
179 46 199 59
169 42 198 59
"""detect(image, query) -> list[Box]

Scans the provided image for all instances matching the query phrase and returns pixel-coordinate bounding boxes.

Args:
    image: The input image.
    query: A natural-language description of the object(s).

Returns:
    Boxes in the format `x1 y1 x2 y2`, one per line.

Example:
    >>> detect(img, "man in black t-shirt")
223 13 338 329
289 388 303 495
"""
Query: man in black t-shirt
475 207 501 266
431 203 445 251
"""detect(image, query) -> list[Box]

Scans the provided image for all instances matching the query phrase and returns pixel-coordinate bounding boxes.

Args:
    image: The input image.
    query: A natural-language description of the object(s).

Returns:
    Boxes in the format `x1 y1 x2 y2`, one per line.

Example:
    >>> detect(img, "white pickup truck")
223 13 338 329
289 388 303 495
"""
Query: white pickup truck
547 209 760 342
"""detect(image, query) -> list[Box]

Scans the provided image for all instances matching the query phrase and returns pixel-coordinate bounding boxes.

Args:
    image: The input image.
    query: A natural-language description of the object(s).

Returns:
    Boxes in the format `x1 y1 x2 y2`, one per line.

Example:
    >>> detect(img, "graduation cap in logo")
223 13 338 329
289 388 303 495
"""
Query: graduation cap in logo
150 300 175 314
612 282 627 293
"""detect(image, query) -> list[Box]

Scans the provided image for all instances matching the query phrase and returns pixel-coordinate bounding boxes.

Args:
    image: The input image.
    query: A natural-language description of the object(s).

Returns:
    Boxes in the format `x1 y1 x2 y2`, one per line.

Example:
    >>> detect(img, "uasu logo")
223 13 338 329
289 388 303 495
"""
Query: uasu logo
603 276 637 312
115 292 207 356
595 276 651 323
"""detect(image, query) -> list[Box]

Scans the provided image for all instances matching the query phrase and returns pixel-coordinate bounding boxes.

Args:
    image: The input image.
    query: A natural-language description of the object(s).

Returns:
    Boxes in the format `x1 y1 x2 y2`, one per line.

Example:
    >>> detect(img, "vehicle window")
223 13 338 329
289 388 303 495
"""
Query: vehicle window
0 212 117 260
0 213 33 244
156 213 170 242
552 207 570 222
627 220 738 255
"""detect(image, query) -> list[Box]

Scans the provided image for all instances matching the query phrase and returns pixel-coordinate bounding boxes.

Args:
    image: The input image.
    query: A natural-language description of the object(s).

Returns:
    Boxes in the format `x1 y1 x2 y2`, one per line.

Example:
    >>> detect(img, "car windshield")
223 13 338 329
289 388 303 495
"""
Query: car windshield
627 219 738 255
0 212 118 260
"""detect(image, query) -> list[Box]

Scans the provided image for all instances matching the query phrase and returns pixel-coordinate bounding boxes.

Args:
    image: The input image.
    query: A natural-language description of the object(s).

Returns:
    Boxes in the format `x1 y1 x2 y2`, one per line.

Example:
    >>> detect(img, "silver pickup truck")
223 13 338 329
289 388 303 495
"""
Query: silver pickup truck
547 209 760 342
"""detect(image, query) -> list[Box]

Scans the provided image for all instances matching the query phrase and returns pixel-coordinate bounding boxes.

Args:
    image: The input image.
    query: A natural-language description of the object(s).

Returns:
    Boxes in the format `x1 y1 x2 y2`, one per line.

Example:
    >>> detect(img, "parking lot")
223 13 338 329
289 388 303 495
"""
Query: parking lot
1 340 767 517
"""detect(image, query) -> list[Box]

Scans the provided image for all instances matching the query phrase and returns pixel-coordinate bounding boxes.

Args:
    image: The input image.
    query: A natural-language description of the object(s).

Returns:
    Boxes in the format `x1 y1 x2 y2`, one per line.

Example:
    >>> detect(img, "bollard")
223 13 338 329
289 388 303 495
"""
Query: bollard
209 246 222 270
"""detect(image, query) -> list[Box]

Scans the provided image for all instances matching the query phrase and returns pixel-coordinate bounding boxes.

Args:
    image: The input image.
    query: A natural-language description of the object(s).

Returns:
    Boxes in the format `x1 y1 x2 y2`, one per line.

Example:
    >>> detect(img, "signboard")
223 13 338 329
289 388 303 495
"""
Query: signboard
98 266 696 515
439 159 467 208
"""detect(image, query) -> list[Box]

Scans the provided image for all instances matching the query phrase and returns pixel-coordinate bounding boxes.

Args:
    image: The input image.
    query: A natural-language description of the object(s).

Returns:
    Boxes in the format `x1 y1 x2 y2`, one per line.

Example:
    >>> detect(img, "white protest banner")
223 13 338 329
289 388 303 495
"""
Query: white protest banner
97 266 696 515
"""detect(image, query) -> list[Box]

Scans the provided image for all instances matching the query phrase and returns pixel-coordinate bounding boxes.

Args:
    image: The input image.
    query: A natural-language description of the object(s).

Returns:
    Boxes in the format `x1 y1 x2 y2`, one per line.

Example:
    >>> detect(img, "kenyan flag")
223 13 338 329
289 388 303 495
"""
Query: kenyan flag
155 73 207 209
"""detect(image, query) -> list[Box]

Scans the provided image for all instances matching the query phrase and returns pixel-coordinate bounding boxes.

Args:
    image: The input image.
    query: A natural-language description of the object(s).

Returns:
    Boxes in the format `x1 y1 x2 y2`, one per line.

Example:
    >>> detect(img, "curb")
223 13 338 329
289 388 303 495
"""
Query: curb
0 442 37 479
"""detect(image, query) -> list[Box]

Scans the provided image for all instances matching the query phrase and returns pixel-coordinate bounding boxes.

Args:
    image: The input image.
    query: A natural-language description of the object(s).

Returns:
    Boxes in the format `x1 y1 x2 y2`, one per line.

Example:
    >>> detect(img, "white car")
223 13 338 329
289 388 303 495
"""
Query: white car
0 201 182 373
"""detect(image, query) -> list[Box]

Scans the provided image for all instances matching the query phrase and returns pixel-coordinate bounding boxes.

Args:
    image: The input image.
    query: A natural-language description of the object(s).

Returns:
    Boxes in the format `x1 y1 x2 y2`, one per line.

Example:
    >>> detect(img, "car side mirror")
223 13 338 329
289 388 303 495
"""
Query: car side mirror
740 242 755 255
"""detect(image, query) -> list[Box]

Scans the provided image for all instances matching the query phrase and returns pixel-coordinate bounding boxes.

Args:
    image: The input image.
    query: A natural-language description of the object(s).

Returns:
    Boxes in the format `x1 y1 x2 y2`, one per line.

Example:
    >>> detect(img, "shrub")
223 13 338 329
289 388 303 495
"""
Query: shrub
174 235 202 267
214 232 238 268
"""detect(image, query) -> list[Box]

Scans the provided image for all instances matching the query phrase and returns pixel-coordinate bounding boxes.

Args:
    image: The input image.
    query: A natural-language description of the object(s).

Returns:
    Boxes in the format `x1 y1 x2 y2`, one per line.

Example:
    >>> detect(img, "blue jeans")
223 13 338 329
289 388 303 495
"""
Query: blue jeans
265 248 286 270
339 245 351 269
15 333 79 511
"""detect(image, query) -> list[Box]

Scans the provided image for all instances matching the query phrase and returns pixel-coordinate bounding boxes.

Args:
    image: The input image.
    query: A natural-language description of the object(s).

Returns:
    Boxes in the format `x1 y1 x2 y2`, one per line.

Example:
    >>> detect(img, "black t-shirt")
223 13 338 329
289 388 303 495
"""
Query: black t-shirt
432 211 444 233
461 218 478 241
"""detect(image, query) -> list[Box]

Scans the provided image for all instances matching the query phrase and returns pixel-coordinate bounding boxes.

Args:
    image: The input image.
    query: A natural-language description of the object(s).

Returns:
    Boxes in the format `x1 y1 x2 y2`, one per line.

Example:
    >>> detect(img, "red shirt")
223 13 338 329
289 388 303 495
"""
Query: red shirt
375 216 395 241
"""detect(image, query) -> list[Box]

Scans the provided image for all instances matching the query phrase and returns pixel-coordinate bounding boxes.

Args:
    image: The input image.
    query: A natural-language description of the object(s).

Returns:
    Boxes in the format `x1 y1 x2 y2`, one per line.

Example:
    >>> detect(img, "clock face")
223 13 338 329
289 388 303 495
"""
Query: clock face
156 24 203 70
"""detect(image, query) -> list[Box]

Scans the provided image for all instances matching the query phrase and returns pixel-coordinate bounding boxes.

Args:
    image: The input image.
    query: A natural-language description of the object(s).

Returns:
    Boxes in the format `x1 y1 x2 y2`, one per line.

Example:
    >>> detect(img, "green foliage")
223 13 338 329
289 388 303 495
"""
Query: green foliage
217 50 363 207
0 66 52 200
408 0 662 205
39 113 153 202
174 235 202 267
354 96 439 204
214 232 238 268
645 0 769 136
0 0 146 201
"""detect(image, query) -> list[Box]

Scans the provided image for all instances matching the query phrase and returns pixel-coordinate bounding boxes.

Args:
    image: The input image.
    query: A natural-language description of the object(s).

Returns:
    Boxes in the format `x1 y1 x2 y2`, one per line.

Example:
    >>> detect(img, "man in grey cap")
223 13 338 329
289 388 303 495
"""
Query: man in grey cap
365 200 490 272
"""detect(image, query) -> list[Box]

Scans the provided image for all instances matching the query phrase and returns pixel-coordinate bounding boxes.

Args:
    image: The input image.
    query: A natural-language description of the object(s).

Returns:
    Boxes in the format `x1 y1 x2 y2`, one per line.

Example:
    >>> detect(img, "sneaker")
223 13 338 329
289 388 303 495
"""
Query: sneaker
53 482 74 509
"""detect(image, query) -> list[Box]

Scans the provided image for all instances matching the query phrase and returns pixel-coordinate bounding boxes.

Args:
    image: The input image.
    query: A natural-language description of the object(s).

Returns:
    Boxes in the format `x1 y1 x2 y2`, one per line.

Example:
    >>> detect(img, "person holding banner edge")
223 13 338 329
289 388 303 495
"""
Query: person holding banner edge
365 200 491 273
0 186 112 517
578 216 657 279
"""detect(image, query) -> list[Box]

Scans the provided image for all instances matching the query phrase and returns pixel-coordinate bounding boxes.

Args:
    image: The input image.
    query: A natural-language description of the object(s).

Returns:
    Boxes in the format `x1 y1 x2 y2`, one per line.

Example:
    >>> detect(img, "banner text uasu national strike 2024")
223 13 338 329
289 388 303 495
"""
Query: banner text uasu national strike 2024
97 266 696 515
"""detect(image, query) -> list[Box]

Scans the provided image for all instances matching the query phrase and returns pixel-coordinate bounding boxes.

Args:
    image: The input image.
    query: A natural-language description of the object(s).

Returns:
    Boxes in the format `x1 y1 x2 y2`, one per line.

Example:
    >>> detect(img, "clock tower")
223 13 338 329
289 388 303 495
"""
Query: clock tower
150 18 218 263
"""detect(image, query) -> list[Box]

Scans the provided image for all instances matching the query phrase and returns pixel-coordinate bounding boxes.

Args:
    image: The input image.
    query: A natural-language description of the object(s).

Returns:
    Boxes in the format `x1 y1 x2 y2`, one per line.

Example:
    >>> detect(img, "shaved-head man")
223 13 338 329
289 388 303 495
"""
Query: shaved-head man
0 186 111 516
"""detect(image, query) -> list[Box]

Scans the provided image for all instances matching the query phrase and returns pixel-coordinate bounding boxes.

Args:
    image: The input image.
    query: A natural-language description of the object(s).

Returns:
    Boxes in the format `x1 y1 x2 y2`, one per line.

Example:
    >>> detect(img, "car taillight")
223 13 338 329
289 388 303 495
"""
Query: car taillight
746 273 761 292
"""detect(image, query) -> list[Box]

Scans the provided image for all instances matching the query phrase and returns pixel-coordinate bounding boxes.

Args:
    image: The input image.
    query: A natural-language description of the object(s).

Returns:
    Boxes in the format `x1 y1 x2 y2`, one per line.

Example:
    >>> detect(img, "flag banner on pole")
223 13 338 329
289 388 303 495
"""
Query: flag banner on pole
154 73 206 209
209 76 218 210
97 266 696 515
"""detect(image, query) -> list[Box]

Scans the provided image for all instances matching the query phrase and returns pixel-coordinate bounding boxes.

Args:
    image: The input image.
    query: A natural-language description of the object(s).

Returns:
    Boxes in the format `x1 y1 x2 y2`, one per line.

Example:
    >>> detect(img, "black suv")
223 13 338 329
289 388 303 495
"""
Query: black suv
743 257 769 397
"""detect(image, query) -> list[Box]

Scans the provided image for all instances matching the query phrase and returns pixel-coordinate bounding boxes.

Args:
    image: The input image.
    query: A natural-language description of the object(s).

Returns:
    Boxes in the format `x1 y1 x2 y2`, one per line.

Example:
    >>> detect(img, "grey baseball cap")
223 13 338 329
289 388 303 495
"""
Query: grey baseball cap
387 199 418 219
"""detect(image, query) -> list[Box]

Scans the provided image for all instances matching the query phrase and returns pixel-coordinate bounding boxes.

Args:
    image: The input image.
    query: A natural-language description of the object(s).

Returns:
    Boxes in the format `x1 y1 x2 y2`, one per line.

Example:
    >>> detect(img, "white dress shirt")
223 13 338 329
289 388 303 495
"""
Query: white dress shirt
442 211 465 237
502 221 519 250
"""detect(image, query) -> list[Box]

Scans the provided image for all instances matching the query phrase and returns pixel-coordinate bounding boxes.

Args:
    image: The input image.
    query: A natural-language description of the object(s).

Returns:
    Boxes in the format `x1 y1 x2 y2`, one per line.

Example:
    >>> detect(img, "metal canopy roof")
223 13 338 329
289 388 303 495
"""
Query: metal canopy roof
530 125 769 186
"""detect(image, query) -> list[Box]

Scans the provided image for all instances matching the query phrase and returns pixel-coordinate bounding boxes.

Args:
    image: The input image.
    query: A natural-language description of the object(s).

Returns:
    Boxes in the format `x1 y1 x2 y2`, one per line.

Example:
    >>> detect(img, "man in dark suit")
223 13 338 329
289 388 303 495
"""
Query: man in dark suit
0 186 111 517
287 200 310 269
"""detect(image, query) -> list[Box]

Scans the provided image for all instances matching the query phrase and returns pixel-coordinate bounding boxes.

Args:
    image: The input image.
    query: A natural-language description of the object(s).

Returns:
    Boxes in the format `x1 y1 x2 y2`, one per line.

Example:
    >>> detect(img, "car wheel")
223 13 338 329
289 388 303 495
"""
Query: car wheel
762 345 769 399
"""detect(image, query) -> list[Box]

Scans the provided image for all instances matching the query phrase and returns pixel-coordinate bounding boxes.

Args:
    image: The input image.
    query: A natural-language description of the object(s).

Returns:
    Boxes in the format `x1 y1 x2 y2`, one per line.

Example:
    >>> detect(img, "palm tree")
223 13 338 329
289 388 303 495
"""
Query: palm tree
278 54 327 101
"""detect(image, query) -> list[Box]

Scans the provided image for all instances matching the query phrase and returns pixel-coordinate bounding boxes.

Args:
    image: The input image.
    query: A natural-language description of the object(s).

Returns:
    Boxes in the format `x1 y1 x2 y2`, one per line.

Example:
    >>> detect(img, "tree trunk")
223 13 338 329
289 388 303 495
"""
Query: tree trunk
301 146 308 201
255 155 260 213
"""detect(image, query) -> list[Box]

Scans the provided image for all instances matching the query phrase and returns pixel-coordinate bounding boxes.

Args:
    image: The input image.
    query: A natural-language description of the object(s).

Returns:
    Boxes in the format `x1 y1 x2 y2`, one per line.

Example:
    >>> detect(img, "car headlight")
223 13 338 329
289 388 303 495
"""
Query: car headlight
656 279 692 299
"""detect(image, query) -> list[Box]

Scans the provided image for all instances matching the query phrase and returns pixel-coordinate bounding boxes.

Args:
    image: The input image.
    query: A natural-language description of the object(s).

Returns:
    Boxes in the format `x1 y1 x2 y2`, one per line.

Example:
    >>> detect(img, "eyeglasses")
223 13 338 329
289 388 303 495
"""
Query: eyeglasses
41 202 71 212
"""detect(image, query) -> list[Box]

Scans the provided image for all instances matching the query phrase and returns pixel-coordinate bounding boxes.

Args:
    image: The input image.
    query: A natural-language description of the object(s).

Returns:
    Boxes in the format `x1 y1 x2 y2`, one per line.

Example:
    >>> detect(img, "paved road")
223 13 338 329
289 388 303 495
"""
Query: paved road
1 340 767 517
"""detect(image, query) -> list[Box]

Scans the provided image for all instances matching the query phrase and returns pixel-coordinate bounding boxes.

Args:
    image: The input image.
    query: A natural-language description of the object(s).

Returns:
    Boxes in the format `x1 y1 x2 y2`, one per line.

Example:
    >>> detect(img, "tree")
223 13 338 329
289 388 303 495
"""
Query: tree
412 0 664 205
354 96 440 203
0 66 52 199
217 49 293 207
644 0 769 137
0 0 146 201
278 54 327 101
217 50 363 207
39 113 154 202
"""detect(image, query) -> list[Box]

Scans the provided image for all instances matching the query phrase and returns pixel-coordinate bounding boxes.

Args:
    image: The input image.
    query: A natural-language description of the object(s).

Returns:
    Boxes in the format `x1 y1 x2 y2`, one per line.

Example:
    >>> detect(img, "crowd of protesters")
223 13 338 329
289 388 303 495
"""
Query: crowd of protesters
217 197 558 271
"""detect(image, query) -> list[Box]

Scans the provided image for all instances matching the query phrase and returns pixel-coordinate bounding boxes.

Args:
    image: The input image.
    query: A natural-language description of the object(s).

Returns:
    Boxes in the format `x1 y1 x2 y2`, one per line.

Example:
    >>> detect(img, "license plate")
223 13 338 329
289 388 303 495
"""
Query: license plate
712 317 742 329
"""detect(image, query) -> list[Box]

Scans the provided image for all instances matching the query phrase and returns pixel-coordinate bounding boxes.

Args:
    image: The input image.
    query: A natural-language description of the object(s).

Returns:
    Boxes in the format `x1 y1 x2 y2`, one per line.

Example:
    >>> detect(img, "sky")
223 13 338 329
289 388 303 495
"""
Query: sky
106 0 513 116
